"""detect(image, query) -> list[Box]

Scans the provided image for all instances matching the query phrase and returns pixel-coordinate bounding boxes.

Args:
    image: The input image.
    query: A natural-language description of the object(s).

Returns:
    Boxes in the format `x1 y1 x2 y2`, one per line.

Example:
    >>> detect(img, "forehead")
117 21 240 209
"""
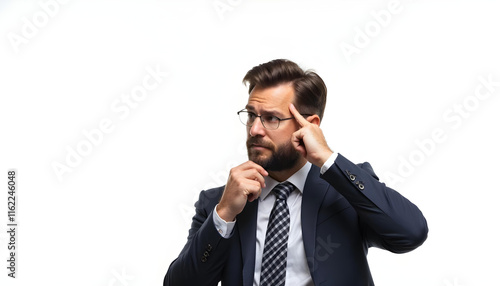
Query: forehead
246 84 295 113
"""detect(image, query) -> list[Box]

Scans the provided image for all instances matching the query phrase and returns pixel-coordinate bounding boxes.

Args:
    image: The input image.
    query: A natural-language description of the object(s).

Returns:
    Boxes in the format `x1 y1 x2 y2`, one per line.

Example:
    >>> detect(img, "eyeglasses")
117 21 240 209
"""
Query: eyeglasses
237 109 312 130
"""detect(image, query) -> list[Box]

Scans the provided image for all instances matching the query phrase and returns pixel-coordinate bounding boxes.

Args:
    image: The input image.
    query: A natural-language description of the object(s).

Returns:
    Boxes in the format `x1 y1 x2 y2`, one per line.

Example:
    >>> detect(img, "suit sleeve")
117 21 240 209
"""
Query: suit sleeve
320 153 428 253
164 188 231 286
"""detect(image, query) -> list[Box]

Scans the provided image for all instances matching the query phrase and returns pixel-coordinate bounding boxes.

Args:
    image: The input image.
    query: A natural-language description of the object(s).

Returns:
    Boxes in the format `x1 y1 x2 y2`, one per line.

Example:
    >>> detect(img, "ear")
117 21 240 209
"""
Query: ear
306 114 321 126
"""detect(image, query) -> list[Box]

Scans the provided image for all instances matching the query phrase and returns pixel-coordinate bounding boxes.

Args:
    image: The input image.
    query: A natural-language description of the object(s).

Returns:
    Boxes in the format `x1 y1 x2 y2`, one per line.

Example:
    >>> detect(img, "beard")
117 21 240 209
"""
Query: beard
247 137 301 171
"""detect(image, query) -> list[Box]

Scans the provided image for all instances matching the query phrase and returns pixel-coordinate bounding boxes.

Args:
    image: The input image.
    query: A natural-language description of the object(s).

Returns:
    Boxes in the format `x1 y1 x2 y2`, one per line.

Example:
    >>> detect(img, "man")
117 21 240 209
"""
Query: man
164 59 428 286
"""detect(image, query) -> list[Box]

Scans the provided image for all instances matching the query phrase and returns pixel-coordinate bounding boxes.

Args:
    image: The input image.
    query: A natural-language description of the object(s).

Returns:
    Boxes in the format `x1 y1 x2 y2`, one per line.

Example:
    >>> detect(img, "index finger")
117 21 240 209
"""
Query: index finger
289 103 309 127
242 160 269 177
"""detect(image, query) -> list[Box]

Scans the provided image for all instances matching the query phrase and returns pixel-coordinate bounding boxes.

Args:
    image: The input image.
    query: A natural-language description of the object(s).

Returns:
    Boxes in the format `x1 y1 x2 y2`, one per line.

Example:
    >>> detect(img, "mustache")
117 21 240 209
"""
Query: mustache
246 137 274 150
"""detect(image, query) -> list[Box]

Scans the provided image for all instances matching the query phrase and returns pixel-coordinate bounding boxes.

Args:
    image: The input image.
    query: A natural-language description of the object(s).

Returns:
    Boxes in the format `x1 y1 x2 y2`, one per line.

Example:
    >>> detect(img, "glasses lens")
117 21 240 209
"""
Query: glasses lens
237 111 281 130
238 111 253 126
262 115 279 130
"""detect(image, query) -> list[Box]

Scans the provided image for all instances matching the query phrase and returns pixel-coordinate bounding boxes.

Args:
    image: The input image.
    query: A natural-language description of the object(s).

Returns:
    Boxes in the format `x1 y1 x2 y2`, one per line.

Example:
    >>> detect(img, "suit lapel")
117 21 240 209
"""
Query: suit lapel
301 165 330 276
237 199 259 286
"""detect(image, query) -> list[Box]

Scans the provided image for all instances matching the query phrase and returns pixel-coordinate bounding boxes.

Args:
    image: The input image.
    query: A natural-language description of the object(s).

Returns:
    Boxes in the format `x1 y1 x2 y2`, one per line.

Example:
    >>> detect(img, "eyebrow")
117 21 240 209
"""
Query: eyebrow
245 105 286 117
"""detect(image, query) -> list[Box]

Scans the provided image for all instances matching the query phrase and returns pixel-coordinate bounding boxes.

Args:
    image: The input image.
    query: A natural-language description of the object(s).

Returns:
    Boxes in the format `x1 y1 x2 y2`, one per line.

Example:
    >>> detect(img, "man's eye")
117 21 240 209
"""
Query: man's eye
248 113 257 120
264 115 279 123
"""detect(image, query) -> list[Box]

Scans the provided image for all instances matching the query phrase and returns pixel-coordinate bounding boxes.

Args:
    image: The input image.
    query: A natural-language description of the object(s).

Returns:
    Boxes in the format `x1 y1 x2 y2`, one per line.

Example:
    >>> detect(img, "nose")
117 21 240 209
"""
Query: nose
249 117 266 137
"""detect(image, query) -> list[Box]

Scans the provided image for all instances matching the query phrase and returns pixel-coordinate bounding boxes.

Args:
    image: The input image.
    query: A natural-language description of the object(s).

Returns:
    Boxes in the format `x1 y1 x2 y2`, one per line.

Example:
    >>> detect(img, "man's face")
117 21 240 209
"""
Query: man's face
245 84 301 171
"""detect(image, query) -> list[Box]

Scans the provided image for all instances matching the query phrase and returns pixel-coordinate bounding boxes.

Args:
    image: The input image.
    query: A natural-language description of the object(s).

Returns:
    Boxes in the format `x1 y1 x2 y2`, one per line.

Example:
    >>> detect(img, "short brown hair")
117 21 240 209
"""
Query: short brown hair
242 59 327 119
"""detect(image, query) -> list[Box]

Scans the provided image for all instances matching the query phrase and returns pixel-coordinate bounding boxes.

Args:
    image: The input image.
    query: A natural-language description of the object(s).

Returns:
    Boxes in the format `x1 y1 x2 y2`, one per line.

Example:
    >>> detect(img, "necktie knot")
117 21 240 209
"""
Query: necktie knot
273 181 294 201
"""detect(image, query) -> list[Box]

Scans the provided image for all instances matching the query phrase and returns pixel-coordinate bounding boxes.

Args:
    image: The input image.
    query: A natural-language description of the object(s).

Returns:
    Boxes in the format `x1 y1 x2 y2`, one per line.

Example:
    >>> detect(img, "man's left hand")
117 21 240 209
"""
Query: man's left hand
289 103 333 167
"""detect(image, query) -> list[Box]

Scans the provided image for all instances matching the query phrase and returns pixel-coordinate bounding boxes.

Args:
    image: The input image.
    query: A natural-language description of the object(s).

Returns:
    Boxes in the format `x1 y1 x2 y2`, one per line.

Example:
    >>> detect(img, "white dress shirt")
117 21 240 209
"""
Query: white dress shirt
213 153 338 286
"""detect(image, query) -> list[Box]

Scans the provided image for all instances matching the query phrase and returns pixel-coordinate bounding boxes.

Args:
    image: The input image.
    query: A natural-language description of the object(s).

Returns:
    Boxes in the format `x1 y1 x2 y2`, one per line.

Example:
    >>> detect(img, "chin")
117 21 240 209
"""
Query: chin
248 148 267 158
247 151 268 165
249 155 269 166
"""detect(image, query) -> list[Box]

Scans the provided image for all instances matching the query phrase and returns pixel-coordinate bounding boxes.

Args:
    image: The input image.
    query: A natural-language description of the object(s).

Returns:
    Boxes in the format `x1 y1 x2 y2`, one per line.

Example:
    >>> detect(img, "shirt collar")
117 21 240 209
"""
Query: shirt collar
260 161 312 201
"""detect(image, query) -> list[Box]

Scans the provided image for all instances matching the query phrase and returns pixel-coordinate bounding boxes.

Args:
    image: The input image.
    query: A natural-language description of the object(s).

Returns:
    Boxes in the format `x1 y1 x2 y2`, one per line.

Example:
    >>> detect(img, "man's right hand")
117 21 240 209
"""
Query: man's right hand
216 161 268 222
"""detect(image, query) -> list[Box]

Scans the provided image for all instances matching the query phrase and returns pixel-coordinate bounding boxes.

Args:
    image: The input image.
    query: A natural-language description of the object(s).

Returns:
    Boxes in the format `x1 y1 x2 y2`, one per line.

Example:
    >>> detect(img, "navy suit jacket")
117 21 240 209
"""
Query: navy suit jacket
164 154 428 286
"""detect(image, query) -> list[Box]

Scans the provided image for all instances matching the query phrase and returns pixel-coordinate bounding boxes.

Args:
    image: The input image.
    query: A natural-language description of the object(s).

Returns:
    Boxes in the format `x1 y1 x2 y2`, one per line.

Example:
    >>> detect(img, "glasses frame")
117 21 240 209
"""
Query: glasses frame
237 109 313 130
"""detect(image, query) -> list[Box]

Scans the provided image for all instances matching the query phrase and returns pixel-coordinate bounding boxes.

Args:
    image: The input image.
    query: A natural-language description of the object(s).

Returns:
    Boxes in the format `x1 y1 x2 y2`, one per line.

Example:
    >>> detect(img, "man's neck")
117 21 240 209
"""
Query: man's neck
268 158 308 182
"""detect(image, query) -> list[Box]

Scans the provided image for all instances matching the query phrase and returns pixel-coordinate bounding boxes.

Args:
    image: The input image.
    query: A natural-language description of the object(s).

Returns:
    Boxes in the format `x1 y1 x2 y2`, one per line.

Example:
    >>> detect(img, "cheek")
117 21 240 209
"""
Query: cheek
282 124 298 138
290 121 301 132
271 131 293 146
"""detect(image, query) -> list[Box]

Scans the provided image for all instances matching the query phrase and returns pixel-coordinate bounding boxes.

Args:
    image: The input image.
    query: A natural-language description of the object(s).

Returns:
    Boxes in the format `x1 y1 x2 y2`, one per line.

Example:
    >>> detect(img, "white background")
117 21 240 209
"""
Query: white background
1 1 499 285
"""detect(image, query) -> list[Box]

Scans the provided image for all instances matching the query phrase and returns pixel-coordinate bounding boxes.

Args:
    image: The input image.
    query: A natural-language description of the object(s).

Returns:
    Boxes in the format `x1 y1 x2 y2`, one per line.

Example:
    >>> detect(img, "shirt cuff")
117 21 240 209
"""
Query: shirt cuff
320 152 338 175
213 204 236 238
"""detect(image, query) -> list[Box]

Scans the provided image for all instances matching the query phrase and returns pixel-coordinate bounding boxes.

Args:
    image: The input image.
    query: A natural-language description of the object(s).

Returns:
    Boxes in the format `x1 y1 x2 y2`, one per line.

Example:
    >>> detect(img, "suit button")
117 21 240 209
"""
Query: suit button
204 251 210 257
207 244 212 251
346 170 356 181
201 256 207 262
355 181 365 190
